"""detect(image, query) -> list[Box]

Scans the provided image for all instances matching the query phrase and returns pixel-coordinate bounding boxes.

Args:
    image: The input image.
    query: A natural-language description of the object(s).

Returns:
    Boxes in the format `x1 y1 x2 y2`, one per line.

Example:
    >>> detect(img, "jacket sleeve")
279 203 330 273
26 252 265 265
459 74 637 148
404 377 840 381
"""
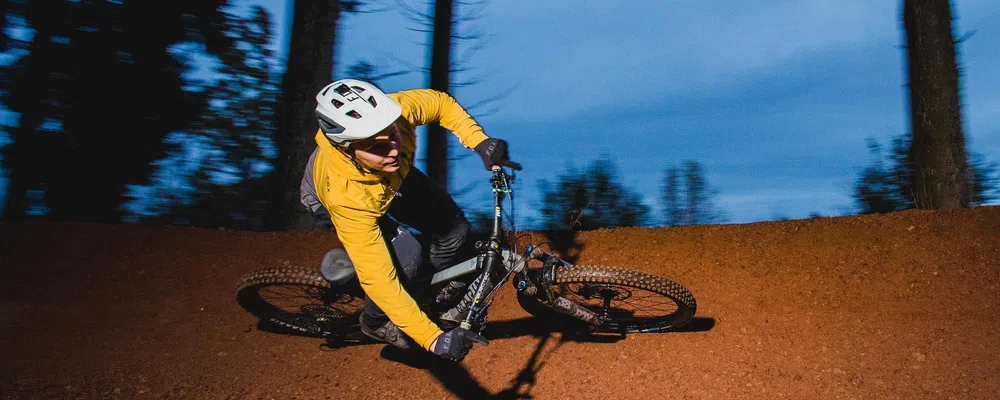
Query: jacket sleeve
391 89 490 149
329 205 443 350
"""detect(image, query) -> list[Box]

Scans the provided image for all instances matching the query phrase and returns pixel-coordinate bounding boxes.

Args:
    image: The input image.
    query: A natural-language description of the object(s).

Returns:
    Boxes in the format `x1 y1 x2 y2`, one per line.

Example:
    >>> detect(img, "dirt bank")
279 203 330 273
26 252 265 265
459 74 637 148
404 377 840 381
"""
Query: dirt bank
2 206 999 399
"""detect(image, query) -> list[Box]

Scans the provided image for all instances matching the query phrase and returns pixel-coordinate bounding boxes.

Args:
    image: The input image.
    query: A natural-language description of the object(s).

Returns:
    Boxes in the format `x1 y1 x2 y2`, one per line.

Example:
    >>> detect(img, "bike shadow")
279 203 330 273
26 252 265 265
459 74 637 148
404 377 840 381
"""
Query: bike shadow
378 327 564 400
532 229 584 264
378 315 716 399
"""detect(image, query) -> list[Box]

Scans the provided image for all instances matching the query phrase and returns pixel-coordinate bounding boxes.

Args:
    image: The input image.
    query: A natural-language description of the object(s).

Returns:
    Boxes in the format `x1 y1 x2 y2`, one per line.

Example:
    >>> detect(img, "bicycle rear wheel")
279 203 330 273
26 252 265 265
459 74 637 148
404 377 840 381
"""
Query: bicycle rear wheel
236 266 364 337
524 265 696 333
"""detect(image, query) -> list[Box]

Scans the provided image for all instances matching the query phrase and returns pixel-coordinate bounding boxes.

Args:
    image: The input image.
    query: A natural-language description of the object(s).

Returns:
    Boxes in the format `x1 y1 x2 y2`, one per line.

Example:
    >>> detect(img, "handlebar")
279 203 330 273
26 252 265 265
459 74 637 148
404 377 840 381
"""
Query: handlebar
491 161 522 171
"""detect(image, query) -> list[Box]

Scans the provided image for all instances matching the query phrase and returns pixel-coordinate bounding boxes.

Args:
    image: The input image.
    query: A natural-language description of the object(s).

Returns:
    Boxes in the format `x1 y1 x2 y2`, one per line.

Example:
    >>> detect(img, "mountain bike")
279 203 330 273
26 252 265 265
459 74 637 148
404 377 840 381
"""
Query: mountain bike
235 162 697 346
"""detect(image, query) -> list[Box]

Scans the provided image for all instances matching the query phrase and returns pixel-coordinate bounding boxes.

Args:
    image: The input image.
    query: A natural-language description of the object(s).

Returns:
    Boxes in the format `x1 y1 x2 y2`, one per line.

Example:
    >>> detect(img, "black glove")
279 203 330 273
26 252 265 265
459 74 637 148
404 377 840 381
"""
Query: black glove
432 327 489 361
474 138 509 170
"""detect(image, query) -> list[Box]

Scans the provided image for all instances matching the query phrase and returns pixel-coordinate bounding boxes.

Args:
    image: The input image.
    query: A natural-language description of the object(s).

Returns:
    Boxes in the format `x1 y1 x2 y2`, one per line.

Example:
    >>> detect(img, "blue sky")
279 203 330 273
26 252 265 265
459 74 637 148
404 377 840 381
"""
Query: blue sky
250 0 999 225
3 1 999 226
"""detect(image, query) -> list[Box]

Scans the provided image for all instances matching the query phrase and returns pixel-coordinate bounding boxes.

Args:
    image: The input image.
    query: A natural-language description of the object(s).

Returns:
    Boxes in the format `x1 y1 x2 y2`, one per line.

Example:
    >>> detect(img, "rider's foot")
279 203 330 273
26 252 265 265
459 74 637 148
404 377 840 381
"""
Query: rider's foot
438 306 488 331
435 280 468 306
359 315 413 350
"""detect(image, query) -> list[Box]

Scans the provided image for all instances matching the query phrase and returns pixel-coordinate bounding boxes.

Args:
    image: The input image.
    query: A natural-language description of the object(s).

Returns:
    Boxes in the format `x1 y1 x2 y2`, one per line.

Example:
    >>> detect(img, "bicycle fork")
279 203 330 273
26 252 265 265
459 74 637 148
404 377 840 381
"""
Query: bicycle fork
514 245 606 328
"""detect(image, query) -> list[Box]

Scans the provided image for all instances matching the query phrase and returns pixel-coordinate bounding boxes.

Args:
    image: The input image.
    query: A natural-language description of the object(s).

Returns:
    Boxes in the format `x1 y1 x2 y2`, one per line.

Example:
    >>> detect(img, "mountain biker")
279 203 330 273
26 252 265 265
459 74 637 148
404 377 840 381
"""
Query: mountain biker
299 79 509 361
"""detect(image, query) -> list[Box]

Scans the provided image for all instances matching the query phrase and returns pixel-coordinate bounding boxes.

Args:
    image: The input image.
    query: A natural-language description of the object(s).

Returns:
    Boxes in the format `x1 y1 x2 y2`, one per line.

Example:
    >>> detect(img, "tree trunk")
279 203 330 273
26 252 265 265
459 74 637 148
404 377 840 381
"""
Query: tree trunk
268 0 340 230
424 0 453 189
903 0 969 209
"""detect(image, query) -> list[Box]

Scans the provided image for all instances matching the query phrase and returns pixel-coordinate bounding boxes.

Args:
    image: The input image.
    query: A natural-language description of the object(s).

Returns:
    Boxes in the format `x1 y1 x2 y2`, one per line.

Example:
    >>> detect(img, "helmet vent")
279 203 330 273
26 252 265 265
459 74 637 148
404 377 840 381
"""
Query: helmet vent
334 84 353 96
346 110 362 119
331 99 344 109
351 86 366 93
367 96 377 107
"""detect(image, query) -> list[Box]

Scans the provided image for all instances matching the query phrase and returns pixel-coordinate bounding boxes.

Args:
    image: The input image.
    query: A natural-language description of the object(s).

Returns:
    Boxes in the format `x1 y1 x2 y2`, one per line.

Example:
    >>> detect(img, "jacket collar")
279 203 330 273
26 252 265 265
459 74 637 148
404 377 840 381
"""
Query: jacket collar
313 130 388 183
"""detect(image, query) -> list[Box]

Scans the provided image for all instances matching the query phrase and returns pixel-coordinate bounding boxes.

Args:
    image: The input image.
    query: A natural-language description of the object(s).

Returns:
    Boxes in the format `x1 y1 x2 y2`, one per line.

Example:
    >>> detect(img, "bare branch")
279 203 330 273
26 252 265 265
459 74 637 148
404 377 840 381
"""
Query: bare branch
386 53 422 73
373 70 410 81
450 33 480 41
394 0 434 21
464 84 518 114
453 37 490 66
455 0 490 21
569 197 594 230
449 65 473 75
450 71 494 87
956 30 977 44
343 1 393 14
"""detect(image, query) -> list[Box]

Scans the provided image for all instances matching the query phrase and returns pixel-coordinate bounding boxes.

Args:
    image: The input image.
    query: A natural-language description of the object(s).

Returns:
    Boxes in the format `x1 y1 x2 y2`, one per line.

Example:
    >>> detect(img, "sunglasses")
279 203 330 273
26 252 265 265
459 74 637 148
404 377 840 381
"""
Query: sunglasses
350 125 400 155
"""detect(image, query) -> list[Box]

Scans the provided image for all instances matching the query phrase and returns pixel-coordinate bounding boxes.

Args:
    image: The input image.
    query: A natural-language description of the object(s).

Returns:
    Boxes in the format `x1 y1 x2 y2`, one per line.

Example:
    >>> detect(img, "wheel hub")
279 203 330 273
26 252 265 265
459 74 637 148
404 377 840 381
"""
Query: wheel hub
575 284 633 302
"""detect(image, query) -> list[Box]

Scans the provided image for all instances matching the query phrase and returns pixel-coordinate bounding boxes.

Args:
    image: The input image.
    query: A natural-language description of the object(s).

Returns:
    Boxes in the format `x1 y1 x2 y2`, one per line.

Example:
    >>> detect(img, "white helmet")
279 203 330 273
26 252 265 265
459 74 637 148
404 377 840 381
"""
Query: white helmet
315 79 402 147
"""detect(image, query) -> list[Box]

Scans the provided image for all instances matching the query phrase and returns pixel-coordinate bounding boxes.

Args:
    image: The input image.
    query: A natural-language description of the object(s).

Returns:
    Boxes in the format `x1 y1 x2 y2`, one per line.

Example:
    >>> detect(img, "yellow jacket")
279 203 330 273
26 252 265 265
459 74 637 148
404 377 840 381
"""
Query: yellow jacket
311 89 489 350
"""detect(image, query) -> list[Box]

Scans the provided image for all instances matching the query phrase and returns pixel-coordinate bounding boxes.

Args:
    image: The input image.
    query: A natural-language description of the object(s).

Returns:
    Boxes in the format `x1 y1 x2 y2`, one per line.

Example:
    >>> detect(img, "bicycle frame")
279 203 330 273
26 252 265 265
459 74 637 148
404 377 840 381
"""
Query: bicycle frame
423 164 605 332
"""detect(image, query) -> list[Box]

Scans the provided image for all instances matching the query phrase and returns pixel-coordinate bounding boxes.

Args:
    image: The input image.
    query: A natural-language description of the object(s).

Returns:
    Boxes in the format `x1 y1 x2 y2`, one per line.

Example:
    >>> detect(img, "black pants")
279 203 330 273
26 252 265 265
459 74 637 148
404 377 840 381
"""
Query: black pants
360 169 475 328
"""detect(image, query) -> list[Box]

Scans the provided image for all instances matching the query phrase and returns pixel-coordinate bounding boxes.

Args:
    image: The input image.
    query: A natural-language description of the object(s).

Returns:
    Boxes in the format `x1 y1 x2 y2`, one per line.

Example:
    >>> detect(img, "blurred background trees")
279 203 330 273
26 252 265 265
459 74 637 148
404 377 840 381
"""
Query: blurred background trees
662 161 727 226
537 157 650 230
128 5 279 229
0 0 995 232
853 134 998 214
2 0 231 222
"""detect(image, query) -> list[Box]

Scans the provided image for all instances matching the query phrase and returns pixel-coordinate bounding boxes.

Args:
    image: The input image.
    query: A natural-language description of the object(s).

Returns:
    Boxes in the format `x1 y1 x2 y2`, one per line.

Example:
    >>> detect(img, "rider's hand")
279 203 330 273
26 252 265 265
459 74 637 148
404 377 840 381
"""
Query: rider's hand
432 327 489 361
474 138 509 170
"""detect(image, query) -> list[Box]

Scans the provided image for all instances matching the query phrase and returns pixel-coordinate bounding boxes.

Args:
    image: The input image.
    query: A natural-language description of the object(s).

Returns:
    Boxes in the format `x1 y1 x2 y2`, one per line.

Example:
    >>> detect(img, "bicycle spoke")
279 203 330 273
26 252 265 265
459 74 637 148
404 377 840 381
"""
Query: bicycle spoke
555 281 685 330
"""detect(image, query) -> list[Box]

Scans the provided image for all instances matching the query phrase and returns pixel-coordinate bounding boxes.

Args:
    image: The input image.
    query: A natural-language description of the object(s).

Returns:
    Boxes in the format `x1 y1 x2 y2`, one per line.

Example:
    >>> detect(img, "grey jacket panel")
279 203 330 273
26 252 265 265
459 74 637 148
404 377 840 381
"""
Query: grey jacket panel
300 148 323 213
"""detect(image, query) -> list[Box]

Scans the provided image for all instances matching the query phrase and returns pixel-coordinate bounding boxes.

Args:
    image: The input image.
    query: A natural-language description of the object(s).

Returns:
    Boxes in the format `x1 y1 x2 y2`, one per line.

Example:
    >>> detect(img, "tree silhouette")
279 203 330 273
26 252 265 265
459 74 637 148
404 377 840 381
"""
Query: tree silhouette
396 0 508 191
902 0 970 208
127 5 280 230
267 0 341 230
267 0 375 230
661 160 727 226
854 134 998 214
1 0 230 222
538 157 649 230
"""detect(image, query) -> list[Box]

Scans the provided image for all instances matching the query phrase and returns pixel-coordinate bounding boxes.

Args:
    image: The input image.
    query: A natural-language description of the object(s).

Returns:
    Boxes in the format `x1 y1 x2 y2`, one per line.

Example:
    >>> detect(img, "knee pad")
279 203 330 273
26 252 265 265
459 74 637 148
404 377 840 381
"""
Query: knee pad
320 248 357 285
389 226 423 279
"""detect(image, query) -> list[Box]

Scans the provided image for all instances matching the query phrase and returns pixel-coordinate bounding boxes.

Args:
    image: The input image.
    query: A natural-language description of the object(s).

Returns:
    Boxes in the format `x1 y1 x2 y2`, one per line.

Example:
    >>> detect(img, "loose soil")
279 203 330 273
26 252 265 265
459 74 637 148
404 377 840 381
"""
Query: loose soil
2 206 999 399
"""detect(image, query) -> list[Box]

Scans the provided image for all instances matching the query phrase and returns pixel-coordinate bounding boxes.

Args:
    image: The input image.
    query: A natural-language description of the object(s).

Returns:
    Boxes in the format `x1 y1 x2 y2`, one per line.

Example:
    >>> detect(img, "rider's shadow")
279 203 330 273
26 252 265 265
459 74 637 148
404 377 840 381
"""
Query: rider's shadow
379 328 560 400
379 315 716 399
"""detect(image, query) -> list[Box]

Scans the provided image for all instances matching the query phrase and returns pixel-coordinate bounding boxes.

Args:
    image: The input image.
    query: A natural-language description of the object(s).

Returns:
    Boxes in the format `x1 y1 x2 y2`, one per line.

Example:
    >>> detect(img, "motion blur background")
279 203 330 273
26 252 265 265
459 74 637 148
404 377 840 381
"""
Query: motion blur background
1 0 997 231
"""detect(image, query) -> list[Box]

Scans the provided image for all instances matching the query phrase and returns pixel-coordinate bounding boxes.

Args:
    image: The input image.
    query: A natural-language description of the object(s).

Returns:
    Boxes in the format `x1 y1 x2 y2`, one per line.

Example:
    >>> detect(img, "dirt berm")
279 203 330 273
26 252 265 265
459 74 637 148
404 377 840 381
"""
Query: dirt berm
2 206 998 399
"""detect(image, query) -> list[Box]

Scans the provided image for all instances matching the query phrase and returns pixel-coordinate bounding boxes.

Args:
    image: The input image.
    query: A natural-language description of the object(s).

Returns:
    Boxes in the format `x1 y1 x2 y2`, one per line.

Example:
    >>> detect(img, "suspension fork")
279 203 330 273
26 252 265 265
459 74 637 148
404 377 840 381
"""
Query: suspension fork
515 246 604 326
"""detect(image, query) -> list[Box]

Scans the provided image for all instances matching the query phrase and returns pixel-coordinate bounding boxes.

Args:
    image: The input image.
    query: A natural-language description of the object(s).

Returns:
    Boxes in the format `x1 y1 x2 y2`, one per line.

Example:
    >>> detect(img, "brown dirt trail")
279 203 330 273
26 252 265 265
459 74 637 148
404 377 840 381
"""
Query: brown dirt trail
2 206 999 399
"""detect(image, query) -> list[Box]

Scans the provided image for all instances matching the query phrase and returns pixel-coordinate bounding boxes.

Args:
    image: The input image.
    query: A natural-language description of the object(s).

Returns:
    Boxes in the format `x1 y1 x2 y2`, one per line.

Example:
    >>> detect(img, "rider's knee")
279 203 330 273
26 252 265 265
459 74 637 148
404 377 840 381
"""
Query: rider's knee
428 215 471 267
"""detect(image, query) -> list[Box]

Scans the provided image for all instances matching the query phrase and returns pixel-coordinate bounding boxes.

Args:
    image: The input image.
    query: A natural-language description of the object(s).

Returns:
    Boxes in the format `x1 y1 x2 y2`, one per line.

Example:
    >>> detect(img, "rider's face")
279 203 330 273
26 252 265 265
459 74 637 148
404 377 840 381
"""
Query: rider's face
351 123 402 173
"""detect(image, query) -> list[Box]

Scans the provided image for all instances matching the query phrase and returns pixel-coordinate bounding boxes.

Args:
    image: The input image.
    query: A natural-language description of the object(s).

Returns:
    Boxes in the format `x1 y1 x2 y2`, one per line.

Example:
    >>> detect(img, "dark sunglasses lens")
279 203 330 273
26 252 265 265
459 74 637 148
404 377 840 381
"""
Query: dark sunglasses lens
366 142 391 154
